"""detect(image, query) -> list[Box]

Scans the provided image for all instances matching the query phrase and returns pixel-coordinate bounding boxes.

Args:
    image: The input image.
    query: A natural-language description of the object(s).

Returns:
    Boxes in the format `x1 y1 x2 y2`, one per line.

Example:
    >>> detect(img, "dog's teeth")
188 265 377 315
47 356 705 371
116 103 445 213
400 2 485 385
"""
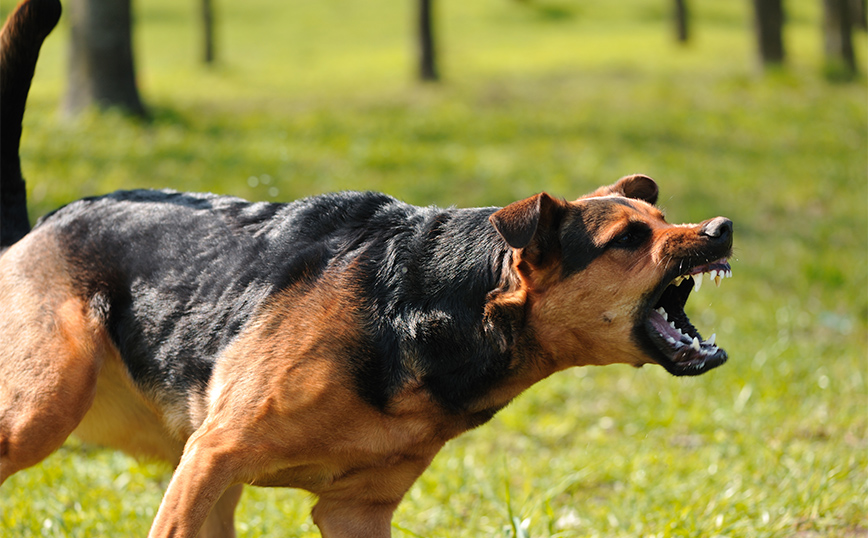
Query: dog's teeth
693 273 703 292
699 344 718 356
706 333 716 346
710 270 721 287
670 321 677 329
691 337 701 351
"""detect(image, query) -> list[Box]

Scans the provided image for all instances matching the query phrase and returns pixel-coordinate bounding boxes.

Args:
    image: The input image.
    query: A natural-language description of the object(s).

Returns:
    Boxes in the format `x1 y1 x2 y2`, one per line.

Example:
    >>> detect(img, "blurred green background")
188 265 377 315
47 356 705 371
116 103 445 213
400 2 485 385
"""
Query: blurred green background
1 0 866 536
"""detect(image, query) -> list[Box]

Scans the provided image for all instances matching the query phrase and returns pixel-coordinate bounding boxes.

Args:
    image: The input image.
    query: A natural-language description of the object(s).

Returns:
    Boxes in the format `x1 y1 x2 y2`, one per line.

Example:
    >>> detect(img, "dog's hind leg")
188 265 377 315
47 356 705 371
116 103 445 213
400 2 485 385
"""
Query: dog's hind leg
0 235 108 483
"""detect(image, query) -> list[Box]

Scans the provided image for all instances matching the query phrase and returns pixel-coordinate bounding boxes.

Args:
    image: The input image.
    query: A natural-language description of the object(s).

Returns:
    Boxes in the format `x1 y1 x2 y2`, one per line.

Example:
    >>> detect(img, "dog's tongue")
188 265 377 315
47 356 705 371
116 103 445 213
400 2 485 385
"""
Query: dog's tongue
649 309 694 347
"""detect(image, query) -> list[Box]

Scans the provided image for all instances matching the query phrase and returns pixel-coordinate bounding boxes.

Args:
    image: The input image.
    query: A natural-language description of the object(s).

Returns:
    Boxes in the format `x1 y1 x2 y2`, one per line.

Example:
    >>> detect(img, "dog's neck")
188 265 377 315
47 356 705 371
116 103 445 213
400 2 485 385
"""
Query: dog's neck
364 207 566 424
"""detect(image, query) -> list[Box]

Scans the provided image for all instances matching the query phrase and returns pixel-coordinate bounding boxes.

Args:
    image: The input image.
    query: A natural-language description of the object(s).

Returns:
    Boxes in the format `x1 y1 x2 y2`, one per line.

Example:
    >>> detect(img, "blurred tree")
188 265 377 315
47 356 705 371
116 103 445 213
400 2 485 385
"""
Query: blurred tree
417 0 438 81
63 0 146 117
752 0 785 66
674 0 689 43
853 0 867 29
201 0 215 64
823 0 858 76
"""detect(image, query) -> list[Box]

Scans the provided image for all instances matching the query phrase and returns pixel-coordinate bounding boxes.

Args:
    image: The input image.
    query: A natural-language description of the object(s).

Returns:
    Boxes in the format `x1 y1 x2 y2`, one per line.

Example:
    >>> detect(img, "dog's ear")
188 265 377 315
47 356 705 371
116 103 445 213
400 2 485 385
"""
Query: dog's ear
487 193 565 332
490 192 564 249
581 174 659 205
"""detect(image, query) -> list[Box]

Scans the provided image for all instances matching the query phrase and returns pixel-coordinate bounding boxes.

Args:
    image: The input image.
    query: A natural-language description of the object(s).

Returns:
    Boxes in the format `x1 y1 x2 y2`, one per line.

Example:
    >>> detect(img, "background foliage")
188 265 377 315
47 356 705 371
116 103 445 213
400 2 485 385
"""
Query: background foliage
1 0 866 536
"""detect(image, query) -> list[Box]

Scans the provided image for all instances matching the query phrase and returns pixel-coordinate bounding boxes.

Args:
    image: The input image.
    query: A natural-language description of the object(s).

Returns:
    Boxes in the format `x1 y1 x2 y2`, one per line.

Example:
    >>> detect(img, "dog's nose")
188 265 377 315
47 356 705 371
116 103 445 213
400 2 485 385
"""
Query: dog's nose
700 217 733 244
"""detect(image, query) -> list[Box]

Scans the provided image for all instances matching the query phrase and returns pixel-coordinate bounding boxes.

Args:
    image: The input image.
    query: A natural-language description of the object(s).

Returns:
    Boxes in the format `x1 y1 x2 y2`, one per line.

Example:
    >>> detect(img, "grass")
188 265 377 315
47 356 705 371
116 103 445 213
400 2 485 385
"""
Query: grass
1 0 866 536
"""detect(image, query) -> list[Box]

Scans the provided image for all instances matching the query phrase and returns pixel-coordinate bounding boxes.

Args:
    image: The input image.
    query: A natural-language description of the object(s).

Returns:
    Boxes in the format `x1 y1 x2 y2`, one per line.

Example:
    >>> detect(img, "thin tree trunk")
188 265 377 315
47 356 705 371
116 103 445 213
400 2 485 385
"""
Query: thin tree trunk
752 0 785 66
674 0 689 43
418 0 438 82
823 0 858 75
202 0 215 65
63 0 146 117
852 0 867 30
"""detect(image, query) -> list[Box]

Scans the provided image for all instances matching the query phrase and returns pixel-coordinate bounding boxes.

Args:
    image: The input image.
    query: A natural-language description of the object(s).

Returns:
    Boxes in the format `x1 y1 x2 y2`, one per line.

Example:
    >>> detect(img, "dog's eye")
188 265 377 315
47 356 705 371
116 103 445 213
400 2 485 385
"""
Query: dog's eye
611 224 650 249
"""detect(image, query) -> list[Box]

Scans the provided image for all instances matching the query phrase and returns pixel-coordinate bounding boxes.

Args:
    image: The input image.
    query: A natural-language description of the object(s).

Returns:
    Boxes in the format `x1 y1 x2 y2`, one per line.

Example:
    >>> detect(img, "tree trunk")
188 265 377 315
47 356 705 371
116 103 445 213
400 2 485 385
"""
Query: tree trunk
417 0 438 82
852 0 867 30
823 0 858 75
63 0 146 117
674 0 689 43
201 0 215 65
752 0 785 66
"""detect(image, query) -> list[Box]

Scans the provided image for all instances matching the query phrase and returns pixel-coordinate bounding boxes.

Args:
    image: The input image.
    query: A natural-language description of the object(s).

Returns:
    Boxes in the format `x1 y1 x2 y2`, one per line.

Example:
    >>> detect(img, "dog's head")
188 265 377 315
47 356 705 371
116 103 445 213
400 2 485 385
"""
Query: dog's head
490 174 733 376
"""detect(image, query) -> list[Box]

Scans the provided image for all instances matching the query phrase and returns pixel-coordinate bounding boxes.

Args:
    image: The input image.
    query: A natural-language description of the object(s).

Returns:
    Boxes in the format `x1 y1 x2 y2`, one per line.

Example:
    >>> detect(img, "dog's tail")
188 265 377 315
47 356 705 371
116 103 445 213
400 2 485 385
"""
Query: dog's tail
0 0 61 248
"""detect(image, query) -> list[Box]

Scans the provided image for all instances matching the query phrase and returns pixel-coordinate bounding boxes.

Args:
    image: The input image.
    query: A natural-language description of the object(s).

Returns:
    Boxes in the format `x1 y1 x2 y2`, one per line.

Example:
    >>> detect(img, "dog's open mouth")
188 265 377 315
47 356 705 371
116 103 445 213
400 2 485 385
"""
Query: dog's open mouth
643 258 732 376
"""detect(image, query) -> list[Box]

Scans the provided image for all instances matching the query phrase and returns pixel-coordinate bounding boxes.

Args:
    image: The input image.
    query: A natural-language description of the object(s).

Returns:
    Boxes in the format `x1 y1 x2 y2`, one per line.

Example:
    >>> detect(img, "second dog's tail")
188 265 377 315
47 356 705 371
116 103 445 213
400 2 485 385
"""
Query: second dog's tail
0 0 61 247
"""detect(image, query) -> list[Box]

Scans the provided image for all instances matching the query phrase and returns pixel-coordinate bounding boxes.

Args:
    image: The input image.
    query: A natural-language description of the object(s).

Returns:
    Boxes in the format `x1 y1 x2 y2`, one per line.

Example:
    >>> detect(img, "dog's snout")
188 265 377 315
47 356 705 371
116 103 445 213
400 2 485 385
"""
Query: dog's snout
700 217 733 243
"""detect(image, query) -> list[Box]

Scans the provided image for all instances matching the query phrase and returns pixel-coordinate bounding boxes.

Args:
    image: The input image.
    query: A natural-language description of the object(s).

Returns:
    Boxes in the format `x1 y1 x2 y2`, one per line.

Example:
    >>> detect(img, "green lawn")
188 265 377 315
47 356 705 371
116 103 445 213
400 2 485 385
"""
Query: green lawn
1 0 866 536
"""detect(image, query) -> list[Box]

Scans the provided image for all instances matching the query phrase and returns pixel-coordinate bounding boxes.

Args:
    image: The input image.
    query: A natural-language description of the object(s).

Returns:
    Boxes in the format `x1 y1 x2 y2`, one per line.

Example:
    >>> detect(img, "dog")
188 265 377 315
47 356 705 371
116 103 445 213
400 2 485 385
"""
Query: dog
0 1 733 536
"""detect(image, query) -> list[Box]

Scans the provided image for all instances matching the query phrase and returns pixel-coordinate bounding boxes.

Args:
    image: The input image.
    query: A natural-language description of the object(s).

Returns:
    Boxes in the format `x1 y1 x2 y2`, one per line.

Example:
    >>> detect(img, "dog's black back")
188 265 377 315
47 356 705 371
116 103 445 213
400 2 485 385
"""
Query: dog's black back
37 189 515 415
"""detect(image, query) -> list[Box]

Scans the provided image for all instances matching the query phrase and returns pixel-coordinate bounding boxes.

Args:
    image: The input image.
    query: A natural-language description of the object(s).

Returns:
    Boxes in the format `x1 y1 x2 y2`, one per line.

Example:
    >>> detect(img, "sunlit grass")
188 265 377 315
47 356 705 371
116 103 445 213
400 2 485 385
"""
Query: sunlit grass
1 0 866 536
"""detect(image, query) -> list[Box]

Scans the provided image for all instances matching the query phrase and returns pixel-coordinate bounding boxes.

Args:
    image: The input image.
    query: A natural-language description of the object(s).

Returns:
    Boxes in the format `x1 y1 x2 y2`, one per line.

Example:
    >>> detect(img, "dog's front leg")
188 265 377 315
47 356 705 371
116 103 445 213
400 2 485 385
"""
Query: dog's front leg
311 495 399 538
199 483 244 538
310 452 439 538
148 426 246 538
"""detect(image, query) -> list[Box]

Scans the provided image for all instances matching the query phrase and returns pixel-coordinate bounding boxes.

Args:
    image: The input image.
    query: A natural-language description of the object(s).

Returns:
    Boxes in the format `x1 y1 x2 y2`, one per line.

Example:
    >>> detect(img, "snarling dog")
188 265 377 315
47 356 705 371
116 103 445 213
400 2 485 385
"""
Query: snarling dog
0 1 734 536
